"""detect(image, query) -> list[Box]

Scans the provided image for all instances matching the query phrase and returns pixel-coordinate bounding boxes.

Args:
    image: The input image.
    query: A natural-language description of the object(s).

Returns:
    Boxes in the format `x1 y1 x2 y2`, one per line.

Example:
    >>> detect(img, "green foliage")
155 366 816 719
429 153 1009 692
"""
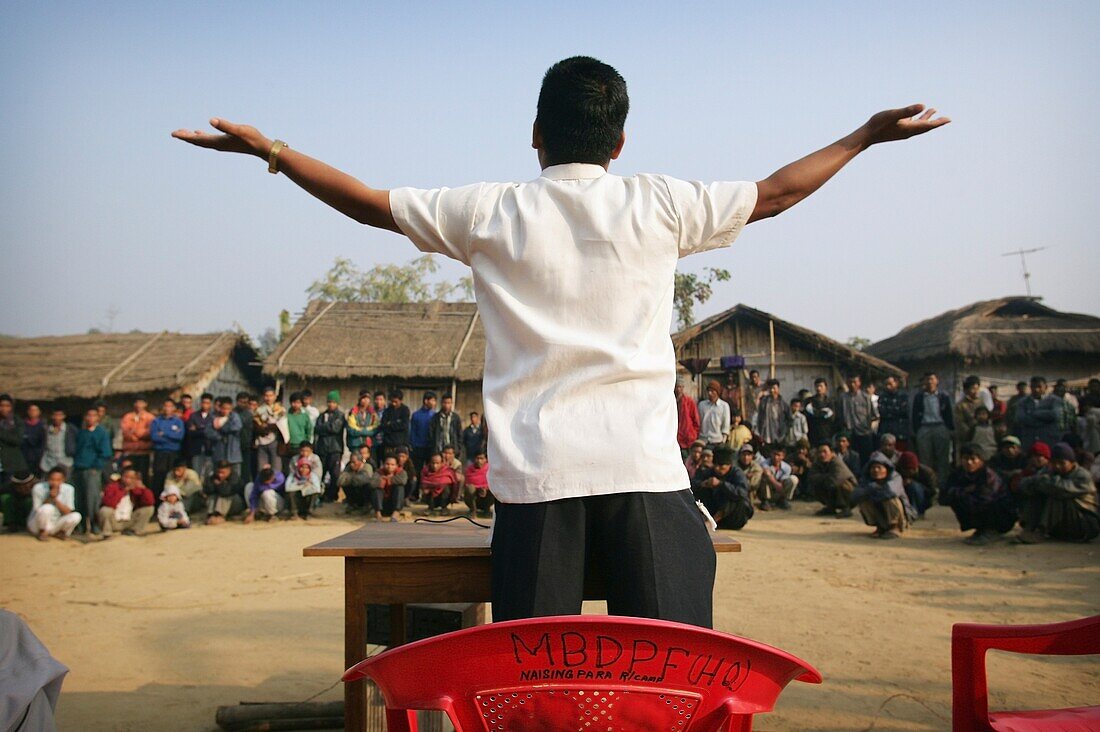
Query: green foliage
846 336 872 352
307 255 474 303
673 267 730 330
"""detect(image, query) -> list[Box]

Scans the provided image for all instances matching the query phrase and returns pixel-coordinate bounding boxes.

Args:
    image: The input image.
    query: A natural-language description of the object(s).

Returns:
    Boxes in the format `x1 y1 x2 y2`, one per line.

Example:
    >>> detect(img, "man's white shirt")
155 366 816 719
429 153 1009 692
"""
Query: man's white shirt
390 163 756 502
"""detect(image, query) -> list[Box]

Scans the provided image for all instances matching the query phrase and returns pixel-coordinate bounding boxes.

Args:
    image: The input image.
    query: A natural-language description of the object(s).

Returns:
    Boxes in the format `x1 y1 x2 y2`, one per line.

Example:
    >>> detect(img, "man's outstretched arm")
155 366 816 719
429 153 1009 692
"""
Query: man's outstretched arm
172 119 400 232
748 104 950 223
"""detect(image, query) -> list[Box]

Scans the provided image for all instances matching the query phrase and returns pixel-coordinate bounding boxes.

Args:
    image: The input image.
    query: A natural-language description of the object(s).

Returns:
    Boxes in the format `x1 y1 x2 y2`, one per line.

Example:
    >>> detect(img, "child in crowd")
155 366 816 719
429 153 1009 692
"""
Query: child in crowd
971 406 998 460
727 411 753 451
285 393 313 455
684 440 706 480
759 446 796 510
156 485 191 530
285 458 322 520
419 453 458 514
786 398 809 449
295 441 323 477
464 452 493 518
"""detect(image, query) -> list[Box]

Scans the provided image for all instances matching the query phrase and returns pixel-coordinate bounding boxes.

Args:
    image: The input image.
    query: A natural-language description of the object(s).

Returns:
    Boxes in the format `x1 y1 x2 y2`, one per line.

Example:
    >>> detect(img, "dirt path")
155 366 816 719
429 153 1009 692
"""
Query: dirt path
2 502 1097 731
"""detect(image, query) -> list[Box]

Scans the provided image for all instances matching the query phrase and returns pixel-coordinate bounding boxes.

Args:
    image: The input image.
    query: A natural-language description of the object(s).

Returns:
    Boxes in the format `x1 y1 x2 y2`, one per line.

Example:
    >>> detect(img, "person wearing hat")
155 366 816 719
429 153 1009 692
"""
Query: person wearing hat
850 452 910 539
698 380 731 450
313 389 347 503
689 446 753 530
0 470 37 533
987 436 1027 487
1015 442 1099 543
156 485 191 530
736 444 767 509
940 443 1017 546
760 446 797 511
806 441 857 518
674 380 700 459
895 451 937 518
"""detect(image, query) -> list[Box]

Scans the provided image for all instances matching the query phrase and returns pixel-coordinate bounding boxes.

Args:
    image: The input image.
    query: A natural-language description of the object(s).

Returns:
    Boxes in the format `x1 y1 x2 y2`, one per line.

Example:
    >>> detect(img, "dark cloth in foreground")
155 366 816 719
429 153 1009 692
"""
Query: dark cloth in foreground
491 489 716 628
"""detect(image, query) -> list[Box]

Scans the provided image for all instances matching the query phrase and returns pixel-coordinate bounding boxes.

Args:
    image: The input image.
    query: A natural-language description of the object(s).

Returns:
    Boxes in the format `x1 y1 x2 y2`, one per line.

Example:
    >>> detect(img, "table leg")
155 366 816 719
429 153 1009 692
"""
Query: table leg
345 558 366 732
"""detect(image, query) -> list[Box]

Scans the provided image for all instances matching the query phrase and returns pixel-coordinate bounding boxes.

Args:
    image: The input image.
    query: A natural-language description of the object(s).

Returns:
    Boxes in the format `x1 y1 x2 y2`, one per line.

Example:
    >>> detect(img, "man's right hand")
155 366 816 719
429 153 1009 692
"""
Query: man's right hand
172 118 271 158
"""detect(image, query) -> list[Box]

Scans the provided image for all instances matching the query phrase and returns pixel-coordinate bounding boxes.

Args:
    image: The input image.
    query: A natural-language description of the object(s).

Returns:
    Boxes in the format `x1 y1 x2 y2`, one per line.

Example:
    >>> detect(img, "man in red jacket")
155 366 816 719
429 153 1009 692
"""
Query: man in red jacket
97 467 156 538
675 381 700 459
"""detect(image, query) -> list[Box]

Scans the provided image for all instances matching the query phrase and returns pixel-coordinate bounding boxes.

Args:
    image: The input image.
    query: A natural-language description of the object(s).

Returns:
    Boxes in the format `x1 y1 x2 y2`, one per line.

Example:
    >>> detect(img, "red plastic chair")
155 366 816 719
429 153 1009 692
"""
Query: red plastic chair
951 615 1100 730
343 615 821 731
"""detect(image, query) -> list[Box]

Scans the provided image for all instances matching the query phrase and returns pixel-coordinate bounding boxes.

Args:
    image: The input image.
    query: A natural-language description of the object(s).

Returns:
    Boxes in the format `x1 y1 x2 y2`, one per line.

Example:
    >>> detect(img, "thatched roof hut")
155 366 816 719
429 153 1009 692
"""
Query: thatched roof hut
264 301 486 413
866 297 1100 394
673 304 905 402
0 331 262 412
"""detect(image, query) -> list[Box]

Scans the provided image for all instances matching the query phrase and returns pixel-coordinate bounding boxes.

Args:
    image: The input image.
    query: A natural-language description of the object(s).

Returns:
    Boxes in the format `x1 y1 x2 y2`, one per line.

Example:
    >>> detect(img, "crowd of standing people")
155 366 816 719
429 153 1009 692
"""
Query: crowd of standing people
677 371 1100 545
0 386 492 540
2 372 1098 547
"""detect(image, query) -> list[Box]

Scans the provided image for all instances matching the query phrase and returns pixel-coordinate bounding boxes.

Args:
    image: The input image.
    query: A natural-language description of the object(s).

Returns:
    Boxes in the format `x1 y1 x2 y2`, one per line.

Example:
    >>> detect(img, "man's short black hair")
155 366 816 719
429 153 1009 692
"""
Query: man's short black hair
215 396 233 406
536 56 628 166
201 392 214 401
236 392 251 401
813 378 827 386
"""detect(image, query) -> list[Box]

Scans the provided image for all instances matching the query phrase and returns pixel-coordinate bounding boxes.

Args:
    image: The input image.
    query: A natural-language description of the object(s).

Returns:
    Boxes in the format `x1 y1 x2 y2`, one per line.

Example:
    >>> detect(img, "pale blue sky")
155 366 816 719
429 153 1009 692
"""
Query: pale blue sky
1 1 1097 344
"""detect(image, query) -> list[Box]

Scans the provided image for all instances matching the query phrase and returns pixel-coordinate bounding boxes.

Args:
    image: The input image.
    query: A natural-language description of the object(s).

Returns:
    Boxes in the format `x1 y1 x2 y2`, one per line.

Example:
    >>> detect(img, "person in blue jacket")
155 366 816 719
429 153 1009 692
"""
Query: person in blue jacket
150 398 185 499
409 391 437 477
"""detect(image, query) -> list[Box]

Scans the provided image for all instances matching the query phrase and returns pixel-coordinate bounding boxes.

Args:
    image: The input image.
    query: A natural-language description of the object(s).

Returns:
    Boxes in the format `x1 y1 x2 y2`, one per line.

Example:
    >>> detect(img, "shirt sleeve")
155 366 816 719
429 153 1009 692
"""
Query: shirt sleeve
661 177 758 258
388 183 486 266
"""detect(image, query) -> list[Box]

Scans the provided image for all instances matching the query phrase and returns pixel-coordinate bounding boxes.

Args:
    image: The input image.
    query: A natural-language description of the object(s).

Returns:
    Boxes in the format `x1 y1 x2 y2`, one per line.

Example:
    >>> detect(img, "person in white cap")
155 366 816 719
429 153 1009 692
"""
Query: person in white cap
156 484 191 530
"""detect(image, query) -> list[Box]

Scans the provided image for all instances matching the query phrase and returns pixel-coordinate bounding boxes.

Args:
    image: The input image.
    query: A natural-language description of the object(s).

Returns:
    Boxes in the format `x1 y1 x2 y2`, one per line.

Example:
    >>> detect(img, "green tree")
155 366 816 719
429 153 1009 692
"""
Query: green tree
846 336 872 351
673 267 730 330
307 255 474 303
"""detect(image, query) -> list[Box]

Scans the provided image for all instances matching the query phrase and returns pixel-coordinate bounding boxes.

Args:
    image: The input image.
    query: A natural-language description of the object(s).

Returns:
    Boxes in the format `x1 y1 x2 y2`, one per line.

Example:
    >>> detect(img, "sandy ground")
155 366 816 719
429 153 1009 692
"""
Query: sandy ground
2 501 1097 731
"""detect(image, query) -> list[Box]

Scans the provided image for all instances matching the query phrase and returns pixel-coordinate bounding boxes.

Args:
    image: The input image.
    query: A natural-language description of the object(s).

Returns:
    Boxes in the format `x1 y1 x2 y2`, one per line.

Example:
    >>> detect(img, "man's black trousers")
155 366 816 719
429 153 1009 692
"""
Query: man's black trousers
491 489 716 628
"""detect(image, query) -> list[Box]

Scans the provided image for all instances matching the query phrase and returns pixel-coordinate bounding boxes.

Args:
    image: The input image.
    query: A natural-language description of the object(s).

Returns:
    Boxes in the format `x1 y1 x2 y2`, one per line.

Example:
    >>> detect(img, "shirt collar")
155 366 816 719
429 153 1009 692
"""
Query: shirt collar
540 163 608 181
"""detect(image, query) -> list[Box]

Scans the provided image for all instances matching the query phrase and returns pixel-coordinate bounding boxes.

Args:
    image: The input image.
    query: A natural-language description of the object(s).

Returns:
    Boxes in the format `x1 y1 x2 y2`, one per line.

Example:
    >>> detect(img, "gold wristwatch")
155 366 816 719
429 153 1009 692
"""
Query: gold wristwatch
268 139 289 174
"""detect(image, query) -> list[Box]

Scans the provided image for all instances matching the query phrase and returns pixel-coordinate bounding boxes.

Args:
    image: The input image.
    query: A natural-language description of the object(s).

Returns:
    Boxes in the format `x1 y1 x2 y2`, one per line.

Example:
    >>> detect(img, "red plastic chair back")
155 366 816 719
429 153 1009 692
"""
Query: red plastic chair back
951 614 1100 731
343 615 821 731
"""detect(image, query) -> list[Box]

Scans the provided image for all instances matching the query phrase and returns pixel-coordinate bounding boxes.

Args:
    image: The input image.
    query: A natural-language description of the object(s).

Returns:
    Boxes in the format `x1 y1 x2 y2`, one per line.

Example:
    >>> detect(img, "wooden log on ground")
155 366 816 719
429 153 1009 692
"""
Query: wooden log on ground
215 701 344 731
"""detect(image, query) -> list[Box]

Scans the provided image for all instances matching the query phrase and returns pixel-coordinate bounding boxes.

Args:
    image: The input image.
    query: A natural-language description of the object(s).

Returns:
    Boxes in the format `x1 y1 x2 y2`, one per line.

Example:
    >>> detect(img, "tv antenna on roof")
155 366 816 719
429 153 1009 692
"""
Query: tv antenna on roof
1001 247 1048 297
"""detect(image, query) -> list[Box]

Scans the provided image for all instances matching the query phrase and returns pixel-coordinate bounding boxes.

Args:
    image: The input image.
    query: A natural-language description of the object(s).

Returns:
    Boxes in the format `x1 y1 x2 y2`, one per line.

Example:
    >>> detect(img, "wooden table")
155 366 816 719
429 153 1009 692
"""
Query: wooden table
305 521 740 731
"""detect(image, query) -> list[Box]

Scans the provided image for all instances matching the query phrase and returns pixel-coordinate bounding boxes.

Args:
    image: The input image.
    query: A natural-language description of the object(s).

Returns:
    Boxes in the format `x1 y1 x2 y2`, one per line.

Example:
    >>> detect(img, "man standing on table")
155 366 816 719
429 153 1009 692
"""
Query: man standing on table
174 56 948 626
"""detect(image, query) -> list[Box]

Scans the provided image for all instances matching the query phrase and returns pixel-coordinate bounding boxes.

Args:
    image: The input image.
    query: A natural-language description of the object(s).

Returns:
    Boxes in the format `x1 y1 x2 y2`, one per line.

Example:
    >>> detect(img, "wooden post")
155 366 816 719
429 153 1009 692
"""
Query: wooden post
344 559 367 732
733 320 745 415
769 319 777 379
